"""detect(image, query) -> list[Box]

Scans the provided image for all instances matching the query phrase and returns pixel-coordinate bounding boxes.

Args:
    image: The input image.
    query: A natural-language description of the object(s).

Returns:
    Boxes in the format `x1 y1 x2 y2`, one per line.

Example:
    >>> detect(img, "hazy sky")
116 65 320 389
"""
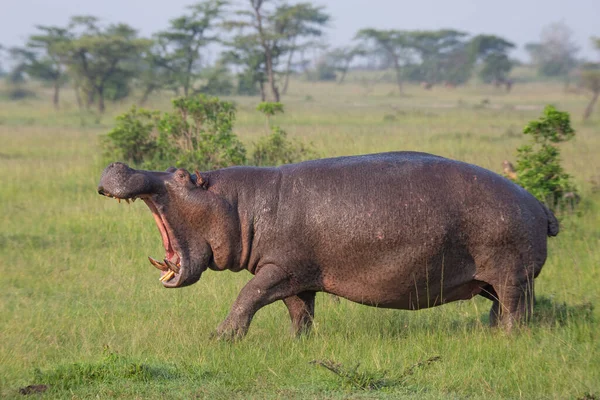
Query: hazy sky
2 0 599 60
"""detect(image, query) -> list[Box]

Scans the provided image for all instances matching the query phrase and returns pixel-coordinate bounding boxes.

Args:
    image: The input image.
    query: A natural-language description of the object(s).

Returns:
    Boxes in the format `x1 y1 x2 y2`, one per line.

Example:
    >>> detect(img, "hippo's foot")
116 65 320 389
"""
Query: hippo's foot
488 280 535 333
213 318 249 342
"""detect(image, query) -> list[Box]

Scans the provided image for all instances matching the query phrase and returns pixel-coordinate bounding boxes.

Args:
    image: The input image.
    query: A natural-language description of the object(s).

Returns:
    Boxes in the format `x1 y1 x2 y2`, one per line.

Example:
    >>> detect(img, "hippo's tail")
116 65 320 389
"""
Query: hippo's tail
540 201 559 237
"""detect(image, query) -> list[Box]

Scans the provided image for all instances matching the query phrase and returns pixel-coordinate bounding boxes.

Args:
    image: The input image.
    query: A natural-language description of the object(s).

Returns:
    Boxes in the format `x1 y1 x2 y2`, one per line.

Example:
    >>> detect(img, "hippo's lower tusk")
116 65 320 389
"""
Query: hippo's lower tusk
148 256 169 271
164 259 180 274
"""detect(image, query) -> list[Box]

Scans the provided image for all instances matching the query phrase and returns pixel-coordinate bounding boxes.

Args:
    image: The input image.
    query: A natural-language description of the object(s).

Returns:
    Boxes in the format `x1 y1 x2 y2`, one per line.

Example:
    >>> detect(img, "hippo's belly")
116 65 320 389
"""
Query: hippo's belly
318 241 484 310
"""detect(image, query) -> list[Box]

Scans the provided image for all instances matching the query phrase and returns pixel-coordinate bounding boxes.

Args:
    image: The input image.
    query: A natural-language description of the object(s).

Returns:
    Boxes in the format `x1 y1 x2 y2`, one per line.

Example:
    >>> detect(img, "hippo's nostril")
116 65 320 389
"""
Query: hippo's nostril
98 187 105 195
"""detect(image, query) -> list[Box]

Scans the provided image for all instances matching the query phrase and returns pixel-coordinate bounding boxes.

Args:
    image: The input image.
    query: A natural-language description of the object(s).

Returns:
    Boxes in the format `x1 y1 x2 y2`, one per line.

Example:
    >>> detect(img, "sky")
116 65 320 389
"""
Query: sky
1 0 599 61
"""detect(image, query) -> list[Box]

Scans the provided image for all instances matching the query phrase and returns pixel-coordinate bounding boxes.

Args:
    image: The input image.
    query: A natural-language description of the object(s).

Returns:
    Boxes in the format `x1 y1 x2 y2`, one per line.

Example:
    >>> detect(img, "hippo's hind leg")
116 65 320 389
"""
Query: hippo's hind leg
283 291 316 336
479 285 500 327
489 274 535 332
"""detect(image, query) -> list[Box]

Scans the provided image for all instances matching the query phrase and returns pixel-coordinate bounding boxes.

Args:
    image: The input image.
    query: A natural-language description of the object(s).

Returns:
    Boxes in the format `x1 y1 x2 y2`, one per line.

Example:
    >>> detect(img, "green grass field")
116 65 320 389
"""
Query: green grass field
1 79 599 399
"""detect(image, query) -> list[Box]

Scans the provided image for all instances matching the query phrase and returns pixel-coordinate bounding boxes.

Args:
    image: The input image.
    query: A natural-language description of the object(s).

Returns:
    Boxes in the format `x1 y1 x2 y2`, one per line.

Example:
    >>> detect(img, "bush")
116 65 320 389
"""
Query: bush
103 95 246 171
252 102 318 166
251 126 317 166
103 107 158 164
103 96 317 172
511 105 578 212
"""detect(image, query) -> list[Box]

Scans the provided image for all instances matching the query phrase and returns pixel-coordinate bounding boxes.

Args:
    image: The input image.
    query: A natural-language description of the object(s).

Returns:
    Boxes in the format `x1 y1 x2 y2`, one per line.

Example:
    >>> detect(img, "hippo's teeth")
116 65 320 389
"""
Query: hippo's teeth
148 256 169 271
131 197 136 203
125 198 130 204
117 198 121 203
160 270 175 282
164 259 180 274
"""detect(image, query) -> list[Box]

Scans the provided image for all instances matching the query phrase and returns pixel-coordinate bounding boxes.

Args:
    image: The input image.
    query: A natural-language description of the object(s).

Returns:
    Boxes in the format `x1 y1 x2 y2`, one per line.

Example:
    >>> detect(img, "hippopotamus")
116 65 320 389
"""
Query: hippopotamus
97 152 559 339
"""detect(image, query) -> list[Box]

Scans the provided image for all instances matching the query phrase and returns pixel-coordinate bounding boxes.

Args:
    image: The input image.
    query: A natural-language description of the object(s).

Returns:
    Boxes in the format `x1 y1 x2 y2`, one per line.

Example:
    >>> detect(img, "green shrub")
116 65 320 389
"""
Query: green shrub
511 105 578 212
252 102 318 166
251 126 317 166
103 106 158 164
103 95 246 171
103 97 316 171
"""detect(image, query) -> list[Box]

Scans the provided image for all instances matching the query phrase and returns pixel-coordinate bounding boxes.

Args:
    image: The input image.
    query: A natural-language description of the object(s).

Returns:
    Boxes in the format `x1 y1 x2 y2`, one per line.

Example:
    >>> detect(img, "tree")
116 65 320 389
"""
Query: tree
324 45 366 84
155 0 227 97
355 29 412 94
525 22 579 77
61 18 151 113
221 34 266 97
275 3 330 95
471 34 515 86
136 40 180 105
227 0 329 101
577 37 600 120
25 25 71 108
580 65 600 120
0 44 5 77
406 29 471 86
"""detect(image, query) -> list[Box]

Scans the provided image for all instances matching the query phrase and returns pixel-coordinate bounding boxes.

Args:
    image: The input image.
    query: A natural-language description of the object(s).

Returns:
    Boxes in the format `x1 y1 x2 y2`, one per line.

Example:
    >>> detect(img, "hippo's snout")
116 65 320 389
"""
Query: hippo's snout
98 162 165 200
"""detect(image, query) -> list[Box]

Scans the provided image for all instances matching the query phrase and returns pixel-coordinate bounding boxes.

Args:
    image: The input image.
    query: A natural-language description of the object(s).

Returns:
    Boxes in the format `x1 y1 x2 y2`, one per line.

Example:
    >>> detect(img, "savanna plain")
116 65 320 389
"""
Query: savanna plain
1 77 599 399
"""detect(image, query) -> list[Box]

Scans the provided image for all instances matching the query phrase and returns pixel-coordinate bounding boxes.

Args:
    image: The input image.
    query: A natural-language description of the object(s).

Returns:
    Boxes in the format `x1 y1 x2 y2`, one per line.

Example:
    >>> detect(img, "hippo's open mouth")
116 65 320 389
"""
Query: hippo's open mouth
100 191 184 287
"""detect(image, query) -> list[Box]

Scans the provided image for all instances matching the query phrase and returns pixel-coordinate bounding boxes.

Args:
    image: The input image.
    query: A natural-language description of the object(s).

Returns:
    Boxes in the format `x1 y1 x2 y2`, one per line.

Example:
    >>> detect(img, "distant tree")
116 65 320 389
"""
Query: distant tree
0 44 5 76
24 25 71 108
196 63 234 95
355 29 412 94
276 3 330 95
580 37 600 120
4 48 37 100
324 45 366 84
136 40 180 105
61 18 151 113
221 34 266 97
525 22 579 78
155 0 227 97
580 65 600 120
471 34 515 86
406 29 471 86
227 0 329 101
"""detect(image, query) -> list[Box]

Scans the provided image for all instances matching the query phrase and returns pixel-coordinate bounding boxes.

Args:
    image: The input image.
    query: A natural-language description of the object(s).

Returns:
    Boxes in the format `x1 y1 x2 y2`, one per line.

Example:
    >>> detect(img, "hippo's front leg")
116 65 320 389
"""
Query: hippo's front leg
215 264 301 340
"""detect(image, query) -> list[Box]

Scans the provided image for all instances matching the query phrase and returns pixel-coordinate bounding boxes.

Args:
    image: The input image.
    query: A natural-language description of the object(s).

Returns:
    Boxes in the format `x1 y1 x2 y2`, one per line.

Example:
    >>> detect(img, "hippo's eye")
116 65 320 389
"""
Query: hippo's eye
178 172 185 179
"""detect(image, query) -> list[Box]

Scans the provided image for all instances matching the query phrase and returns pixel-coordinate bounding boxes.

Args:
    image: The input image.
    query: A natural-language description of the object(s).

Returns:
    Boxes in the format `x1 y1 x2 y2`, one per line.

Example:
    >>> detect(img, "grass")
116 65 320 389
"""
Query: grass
0 79 599 399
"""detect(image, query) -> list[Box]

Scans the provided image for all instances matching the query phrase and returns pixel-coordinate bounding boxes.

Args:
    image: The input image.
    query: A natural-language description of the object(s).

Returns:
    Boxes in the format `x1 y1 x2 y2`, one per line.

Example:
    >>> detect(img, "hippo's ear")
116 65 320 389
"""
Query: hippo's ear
166 166 177 173
194 170 209 189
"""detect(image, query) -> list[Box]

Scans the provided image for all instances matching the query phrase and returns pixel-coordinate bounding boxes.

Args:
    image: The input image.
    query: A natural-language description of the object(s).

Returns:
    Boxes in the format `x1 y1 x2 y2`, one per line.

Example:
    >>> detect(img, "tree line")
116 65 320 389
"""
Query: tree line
0 0 598 117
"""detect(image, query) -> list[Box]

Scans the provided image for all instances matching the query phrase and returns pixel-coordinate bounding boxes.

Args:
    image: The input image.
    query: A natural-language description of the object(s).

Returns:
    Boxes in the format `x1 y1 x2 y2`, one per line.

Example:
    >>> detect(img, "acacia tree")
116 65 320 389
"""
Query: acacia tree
155 0 227 97
580 37 600 120
11 26 71 108
61 18 151 113
136 39 180 104
355 29 412 94
323 45 365 84
471 34 515 86
227 0 329 101
525 22 579 78
221 34 266 98
404 30 473 86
